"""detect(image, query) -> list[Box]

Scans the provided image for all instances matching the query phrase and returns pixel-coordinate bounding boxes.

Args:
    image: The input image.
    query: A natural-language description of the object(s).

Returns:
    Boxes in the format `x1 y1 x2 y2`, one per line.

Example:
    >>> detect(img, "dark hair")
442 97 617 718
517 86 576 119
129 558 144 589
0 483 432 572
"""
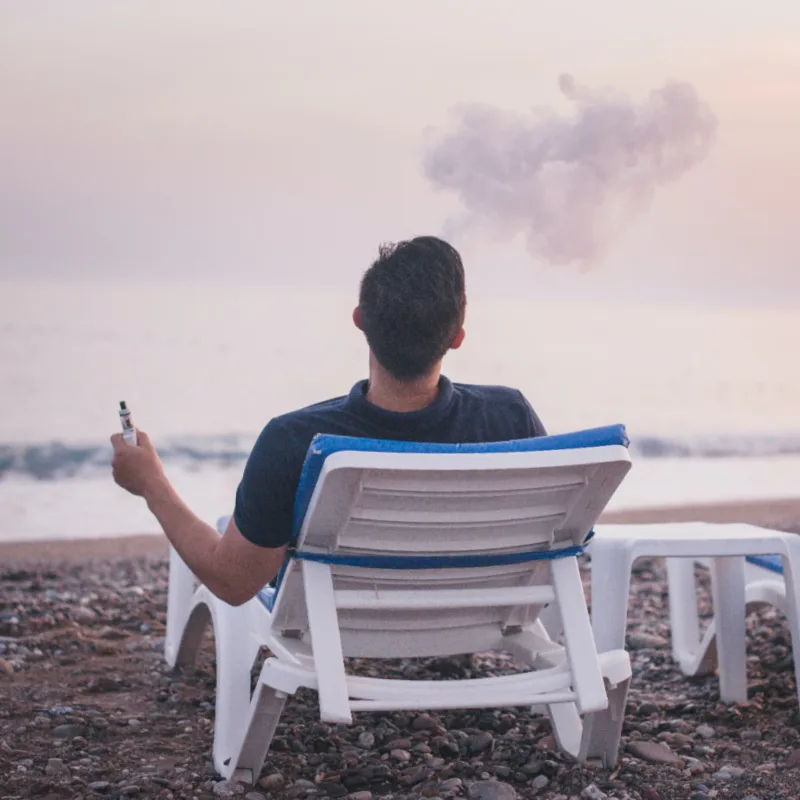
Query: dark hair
358 236 466 380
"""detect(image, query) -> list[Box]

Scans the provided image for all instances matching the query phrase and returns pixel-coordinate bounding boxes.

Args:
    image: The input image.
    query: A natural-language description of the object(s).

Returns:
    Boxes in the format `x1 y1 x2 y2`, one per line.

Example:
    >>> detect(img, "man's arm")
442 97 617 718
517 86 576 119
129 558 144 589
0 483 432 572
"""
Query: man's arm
111 432 285 606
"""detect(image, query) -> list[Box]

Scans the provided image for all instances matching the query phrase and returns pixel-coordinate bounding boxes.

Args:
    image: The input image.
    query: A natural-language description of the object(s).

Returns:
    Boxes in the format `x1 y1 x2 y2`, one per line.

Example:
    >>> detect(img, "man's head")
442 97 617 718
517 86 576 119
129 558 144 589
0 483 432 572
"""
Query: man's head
354 236 466 381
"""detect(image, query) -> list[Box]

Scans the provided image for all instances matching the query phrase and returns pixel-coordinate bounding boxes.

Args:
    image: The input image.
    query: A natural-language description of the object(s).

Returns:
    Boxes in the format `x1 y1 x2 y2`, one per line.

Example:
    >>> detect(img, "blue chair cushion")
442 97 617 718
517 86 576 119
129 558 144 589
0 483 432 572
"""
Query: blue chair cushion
292 424 629 540
746 554 783 574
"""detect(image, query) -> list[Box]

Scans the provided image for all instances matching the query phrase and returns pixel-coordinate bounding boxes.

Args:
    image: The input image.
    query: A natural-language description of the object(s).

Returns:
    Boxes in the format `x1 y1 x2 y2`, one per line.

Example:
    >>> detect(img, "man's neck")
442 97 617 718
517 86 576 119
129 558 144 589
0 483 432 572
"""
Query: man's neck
366 359 441 412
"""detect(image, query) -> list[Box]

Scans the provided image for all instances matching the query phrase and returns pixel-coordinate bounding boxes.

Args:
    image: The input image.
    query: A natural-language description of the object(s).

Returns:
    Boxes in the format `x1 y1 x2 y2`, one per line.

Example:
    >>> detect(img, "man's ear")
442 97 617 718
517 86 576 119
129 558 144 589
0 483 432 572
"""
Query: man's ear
352 307 362 330
450 328 465 350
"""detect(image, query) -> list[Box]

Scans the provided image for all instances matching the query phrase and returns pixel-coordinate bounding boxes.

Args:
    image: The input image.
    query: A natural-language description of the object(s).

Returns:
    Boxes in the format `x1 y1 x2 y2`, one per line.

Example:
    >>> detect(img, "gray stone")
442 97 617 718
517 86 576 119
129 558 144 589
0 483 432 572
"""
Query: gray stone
356 731 375 749
740 729 762 742
530 775 549 791
213 779 244 797
581 785 608 800
87 782 111 792
713 765 746 782
258 774 285 791
244 794 266 800
48 705 76 717
696 724 715 739
412 713 436 730
627 632 668 650
627 740 684 766
467 731 494 754
683 757 707 774
390 748 411 762
119 787 140 797
467 780 517 800
72 606 98 623
346 793 372 800
52 723 85 738
44 758 69 777
439 778 463 793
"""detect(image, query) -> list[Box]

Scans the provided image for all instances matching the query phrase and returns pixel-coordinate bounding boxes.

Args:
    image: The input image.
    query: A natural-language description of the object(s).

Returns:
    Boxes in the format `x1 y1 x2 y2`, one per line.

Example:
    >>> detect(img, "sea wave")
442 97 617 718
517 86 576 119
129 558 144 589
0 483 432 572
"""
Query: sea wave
2 432 800 481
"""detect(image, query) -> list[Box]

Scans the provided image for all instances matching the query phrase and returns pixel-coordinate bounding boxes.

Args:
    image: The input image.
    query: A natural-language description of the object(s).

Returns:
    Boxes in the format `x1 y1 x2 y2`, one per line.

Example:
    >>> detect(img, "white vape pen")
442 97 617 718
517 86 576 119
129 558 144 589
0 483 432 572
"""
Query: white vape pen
119 401 138 446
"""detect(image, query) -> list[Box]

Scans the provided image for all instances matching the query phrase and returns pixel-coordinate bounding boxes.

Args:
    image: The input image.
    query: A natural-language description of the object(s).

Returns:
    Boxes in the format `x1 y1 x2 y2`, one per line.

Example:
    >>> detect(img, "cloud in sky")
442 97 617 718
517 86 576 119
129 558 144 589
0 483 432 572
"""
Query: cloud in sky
424 76 717 268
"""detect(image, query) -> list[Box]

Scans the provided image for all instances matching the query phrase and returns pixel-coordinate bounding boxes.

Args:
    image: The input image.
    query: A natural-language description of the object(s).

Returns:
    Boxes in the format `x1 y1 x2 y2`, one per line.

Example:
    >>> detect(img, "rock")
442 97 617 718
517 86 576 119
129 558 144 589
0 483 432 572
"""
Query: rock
390 748 411 762
627 632 668 650
72 606 98 623
638 702 659 716
522 759 544 776
48 705 76 716
740 729 762 742
258 773 285 791
467 731 494 754
581 785 608 800
44 758 69 777
696 724 715 739
346 793 372 800
293 779 316 790
530 775 549 791
627 740 684 766
52 723 85 738
245 794 266 800
684 757 707 774
88 782 111 792
412 713 436 730
786 749 800 768
439 778 463 793
119 787 140 796
356 731 375 749
712 765 746 782
643 789 660 800
213 779 244 796
467 780 517 800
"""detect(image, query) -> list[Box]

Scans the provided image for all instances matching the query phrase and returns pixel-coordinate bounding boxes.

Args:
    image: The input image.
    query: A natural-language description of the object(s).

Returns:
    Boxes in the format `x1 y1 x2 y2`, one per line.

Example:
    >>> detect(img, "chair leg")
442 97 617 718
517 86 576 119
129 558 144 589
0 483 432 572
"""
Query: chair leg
212 602 262 777
302 561 352 724
547 701 582 758
780 542 800 710
165 545 197 667
666 558 702 666
227 659 314 782
588 541 634 654
710 556 747 703
577 674 630 767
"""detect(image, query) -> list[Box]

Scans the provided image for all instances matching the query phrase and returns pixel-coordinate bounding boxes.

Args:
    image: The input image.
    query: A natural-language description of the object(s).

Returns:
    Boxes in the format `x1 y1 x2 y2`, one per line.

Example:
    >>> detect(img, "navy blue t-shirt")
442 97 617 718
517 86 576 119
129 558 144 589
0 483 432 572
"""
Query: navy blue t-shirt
234 376 546 549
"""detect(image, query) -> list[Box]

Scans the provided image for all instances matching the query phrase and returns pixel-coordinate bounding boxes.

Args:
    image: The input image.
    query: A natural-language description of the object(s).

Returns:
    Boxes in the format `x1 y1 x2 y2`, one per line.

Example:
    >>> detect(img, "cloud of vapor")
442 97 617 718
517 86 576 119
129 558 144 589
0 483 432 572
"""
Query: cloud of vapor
423 75 718 267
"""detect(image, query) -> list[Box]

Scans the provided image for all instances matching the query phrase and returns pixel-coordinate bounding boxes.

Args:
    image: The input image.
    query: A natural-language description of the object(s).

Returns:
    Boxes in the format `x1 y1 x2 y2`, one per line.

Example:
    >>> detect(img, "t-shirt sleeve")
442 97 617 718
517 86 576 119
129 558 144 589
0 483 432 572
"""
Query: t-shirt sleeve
519 391 547 437
233 420 302 549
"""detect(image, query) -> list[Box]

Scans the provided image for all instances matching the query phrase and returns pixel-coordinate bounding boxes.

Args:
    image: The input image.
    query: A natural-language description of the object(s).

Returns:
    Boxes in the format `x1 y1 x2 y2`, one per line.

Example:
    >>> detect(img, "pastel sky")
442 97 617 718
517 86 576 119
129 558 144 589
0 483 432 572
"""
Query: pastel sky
1 1 799 305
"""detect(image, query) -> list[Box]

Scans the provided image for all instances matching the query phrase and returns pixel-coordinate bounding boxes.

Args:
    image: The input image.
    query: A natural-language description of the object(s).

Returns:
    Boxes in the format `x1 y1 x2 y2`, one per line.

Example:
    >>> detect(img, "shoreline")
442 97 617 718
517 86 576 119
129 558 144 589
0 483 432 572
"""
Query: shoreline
1 496 797 564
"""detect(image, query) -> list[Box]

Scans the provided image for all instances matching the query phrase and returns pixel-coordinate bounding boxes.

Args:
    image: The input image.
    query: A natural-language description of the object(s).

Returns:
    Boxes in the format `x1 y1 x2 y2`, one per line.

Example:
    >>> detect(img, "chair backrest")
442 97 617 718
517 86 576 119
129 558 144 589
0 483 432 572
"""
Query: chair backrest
267 425 631 658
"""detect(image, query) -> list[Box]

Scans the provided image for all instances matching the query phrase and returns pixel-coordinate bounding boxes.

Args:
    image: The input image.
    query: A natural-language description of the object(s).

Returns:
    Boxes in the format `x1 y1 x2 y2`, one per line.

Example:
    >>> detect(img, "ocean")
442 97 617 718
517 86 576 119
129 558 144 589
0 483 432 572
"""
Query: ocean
2 281 799 541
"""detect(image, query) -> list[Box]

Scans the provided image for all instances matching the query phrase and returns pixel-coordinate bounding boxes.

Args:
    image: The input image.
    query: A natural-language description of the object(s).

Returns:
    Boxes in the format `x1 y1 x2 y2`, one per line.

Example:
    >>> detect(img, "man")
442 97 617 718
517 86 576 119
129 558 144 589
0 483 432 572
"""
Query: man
112 236 546 605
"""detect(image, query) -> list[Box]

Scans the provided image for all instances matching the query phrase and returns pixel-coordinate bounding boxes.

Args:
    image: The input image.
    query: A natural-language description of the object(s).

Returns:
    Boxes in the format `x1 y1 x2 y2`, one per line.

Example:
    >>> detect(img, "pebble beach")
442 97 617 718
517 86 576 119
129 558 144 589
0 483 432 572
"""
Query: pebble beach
2 499 800 800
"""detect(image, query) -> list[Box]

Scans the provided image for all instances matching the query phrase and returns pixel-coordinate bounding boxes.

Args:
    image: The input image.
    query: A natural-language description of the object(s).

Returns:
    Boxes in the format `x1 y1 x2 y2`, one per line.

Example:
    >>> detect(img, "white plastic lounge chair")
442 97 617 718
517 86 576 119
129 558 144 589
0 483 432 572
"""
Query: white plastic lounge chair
588 522 800 705
164 426 633 783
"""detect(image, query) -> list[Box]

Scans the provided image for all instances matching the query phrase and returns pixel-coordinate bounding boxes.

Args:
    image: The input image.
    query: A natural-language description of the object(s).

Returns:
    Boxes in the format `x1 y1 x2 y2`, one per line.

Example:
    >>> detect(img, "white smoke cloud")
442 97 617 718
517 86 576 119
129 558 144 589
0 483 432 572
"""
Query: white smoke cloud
423 75 718 267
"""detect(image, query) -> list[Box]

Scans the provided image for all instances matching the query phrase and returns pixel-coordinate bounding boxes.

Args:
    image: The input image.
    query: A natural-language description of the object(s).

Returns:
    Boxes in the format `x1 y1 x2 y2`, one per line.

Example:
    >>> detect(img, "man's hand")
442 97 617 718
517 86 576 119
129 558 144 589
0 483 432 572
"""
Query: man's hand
111 430 166 498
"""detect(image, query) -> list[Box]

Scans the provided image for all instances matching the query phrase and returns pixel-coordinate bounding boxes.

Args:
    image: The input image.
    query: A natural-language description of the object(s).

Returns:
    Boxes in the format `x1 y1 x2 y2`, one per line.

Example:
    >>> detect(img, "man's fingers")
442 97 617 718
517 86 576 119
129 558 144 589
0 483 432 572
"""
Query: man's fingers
136 430 154 451
110 433 126 451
